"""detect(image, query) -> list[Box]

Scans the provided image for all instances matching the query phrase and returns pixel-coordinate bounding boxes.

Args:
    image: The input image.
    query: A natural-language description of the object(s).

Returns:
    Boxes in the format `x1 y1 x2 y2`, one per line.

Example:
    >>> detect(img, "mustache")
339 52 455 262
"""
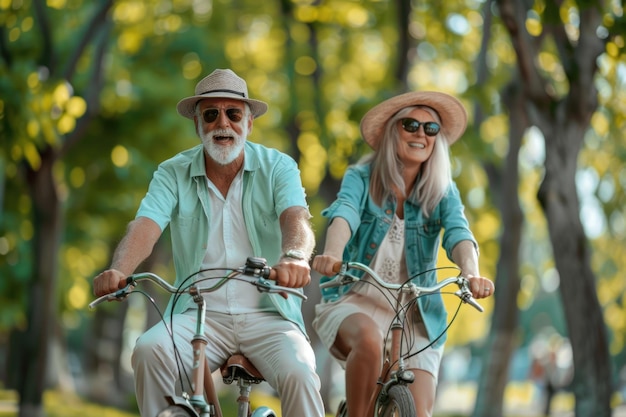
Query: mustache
209 128 237 138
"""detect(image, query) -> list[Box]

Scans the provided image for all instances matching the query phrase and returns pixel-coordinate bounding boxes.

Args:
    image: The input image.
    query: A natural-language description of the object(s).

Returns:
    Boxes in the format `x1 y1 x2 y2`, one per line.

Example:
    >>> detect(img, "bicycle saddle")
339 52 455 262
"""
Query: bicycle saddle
221 354 265 384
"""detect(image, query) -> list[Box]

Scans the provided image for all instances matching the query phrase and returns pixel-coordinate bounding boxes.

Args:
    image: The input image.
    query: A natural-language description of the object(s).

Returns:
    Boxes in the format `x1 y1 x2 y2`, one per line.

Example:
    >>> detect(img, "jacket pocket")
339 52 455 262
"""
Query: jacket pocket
408 220 441 263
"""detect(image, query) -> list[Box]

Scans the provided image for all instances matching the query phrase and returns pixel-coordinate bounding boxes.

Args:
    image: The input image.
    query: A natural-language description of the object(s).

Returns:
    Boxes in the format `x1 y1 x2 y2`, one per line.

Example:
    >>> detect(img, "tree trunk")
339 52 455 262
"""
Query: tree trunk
493 0 611 414
537 120 611 416
472 80 526 417
8 147 61 417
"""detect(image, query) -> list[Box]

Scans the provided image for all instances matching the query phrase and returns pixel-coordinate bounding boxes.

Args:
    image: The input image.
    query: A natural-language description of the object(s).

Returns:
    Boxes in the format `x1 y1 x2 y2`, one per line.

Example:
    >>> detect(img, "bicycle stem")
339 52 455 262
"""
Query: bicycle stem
189 286 223 417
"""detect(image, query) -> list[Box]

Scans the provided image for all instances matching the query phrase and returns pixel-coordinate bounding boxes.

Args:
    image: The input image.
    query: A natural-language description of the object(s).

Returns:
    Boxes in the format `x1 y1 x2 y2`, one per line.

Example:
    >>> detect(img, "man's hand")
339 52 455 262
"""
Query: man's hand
93 269 128 297
272 257 312 288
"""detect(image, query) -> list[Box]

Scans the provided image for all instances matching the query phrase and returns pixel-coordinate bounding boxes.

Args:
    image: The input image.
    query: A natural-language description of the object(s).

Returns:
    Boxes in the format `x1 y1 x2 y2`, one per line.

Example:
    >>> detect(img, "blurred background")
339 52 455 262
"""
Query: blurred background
1 0 625 416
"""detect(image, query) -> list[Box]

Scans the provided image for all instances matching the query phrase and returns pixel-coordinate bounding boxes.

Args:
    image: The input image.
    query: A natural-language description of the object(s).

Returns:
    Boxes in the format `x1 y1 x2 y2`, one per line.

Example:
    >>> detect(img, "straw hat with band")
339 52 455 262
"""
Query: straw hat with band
177 69 268 119
360 91 468 150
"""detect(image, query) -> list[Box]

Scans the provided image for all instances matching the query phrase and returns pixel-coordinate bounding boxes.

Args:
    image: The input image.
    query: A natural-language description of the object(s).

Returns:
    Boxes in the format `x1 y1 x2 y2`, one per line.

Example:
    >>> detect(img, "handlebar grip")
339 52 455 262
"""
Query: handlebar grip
268 268 277 280
331 261 343 273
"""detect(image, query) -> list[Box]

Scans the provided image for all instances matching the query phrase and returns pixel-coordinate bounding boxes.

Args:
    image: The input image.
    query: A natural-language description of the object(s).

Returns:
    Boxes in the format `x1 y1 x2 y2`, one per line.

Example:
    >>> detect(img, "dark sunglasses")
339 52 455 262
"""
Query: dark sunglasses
400 118 440 137
202 108 244 124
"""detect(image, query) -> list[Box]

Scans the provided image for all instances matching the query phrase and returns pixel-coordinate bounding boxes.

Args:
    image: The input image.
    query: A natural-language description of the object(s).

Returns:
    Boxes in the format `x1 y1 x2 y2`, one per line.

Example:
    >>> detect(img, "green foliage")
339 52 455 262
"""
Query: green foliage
1 0 625 411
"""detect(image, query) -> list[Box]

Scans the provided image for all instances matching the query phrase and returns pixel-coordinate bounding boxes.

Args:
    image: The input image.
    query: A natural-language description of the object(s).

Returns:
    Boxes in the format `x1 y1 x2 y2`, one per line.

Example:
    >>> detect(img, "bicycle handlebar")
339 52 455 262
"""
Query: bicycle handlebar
89 257 307 309
320 261 484 313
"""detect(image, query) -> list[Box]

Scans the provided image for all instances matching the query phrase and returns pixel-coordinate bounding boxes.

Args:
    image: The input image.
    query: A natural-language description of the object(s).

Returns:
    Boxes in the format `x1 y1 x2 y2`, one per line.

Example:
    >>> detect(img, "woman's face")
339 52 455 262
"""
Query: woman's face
395 108 438 168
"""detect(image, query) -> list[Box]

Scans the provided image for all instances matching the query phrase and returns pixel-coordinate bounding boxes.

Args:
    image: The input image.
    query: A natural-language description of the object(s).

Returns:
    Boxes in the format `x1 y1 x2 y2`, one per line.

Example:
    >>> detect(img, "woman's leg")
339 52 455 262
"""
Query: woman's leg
333 313 384 417
408 369 437 417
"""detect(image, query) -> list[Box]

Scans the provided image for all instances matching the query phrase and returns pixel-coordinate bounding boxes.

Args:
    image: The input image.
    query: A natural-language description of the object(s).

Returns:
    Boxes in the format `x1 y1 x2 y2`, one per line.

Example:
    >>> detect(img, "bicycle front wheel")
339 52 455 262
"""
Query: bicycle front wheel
251 406 277 417
157 405 197 417
375 385 416 417
335 399 347 417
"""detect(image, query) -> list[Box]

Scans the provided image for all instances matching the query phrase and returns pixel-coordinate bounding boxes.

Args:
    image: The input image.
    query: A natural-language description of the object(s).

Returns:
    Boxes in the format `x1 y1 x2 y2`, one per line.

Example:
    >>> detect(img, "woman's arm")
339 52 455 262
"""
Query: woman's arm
312 217 352 276
451 240 494 299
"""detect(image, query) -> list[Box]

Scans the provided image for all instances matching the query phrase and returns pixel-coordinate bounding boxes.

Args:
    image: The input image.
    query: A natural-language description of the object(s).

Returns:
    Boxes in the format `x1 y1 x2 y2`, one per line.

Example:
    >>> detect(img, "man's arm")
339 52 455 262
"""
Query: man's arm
279 206 315 259
272 206 315 288
93 216 162 296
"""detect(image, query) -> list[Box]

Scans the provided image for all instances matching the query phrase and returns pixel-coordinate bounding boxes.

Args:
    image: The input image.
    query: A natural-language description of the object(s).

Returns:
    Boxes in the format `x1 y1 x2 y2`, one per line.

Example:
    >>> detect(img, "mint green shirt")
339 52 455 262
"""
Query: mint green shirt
136 142 310 335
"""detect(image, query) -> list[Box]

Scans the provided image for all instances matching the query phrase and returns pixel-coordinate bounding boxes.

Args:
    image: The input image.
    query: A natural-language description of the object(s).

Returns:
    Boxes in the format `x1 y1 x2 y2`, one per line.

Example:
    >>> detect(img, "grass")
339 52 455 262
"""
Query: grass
0 389 330 417
0 390 139 417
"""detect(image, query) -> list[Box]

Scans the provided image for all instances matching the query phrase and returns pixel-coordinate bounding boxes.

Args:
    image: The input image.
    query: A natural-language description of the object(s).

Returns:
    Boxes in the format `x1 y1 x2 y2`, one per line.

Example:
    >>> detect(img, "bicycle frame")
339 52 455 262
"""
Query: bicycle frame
90 257 305 417
321 261 484 417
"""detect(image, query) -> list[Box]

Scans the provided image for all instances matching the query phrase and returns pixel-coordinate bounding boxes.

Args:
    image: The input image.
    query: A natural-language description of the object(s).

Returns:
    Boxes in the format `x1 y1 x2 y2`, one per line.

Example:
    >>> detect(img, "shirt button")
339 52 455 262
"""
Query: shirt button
385 209 392 215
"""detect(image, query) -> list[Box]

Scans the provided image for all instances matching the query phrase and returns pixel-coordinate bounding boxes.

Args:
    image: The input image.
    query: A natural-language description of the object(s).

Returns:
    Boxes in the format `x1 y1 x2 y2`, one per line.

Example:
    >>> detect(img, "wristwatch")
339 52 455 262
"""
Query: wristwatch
282 249 308 261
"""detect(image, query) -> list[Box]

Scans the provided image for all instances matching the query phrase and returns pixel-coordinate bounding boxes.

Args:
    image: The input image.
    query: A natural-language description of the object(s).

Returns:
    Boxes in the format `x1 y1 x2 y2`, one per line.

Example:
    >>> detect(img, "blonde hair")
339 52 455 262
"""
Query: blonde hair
361 105 452 217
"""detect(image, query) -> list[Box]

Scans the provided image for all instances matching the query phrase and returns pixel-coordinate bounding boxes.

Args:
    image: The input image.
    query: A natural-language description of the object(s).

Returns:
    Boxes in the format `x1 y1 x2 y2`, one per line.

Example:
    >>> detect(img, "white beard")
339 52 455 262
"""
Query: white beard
199 126 247 166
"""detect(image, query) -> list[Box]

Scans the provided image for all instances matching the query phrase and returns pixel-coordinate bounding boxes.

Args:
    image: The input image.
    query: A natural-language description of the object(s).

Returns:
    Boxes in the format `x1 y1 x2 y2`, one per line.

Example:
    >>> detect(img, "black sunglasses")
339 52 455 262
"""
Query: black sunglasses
202 108 244 124
400 118 440 137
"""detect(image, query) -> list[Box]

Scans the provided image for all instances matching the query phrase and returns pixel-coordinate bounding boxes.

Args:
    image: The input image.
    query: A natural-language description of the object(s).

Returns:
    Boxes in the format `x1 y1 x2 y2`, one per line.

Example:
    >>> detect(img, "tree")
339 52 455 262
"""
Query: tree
2 1 624 415
1 0 204 413
2 2 114 415
474 0 623 415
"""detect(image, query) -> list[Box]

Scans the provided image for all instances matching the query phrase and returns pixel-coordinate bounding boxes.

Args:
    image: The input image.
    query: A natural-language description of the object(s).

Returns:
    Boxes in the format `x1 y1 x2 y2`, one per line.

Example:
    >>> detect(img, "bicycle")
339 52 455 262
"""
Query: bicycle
89 257 306 417
319 261 484 417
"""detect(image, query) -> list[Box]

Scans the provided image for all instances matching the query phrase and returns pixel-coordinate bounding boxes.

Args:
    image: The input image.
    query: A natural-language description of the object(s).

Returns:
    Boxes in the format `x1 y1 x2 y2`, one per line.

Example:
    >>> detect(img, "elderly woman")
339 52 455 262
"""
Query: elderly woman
312 91 495 417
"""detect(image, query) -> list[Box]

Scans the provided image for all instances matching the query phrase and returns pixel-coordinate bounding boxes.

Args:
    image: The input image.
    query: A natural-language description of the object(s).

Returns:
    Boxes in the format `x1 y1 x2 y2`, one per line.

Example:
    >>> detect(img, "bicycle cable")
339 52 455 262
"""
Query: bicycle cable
381 293 464 380
164 265 276 393
371 265 465 380
165 267 239 393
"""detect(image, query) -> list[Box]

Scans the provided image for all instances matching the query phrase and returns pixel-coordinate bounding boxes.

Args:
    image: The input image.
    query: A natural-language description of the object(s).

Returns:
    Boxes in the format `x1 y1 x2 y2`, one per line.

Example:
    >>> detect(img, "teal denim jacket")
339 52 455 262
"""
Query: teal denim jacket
319 163 477 346
136 142 310 336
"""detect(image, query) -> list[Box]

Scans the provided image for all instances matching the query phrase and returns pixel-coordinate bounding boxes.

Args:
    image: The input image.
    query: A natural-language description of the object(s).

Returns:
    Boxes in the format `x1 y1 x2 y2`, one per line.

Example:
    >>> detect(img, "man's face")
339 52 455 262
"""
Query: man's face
195 98 252 165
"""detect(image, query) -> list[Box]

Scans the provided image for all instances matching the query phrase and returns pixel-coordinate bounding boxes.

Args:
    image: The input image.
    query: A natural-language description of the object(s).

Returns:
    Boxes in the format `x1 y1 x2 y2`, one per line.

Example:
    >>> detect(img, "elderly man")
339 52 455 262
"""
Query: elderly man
93 69 324 417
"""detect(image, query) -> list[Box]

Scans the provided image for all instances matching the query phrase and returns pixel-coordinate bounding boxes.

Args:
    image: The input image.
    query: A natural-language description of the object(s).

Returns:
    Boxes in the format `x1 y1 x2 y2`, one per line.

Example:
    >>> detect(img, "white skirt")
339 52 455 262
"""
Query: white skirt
312 282 444 379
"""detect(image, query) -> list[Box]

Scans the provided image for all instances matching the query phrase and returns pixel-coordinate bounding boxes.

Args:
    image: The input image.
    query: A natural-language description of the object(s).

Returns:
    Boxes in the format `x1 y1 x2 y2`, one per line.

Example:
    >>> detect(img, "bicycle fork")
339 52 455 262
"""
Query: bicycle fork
189 288 223 417
387 317 415 384
371 313 415 415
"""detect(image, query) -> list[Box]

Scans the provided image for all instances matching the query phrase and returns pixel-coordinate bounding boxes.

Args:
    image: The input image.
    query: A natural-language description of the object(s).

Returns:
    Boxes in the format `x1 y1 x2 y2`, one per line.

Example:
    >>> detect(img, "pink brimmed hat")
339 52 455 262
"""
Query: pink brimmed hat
176 69 268 119
360 91 468 149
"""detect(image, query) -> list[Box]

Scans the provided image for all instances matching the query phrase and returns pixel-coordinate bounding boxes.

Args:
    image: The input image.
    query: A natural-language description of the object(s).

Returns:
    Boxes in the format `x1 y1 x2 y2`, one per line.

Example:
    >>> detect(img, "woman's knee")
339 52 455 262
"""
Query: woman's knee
336 314 383 358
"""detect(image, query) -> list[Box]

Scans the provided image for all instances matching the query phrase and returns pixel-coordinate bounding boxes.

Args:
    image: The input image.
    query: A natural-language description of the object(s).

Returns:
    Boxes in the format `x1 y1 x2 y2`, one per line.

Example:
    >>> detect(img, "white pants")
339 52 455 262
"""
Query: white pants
132 310 325 417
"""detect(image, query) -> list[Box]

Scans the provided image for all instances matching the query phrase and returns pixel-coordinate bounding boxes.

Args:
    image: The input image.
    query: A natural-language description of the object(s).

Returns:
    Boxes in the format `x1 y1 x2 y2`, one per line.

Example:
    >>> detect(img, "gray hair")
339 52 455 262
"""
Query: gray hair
360 105 451 217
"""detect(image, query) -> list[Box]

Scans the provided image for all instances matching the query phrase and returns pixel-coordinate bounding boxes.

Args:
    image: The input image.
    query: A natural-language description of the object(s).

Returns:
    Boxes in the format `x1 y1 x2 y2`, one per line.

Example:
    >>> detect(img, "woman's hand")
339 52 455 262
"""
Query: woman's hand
466 275 495 299
312 254 343 276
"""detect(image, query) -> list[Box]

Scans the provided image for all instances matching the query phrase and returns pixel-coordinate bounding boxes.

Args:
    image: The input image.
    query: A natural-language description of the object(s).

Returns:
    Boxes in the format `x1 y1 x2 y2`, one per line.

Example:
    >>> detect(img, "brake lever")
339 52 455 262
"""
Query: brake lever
455 279 484 313
319 272 359 289
88 284 134 309
254 278 307 301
